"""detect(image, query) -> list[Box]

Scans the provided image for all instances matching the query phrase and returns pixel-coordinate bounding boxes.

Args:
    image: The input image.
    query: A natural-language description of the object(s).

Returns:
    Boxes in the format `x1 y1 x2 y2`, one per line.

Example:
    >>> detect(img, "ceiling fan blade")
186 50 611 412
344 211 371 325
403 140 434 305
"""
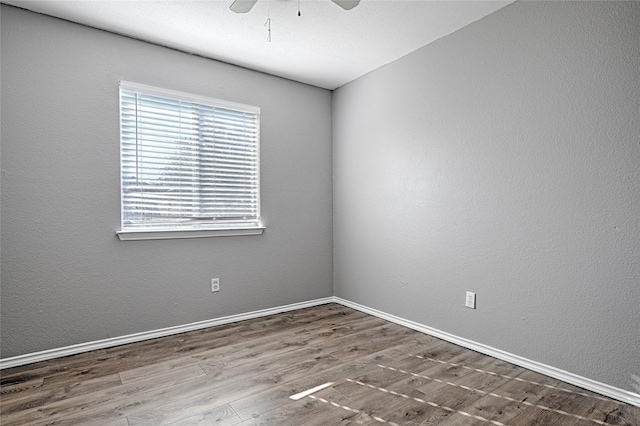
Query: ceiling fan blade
230 0 259 14
330 0 360 10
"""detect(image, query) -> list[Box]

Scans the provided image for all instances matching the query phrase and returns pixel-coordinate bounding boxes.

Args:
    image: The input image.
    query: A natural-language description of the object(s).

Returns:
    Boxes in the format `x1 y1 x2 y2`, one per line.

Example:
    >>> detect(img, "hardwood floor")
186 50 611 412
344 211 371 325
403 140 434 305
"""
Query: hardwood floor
1 304 638 425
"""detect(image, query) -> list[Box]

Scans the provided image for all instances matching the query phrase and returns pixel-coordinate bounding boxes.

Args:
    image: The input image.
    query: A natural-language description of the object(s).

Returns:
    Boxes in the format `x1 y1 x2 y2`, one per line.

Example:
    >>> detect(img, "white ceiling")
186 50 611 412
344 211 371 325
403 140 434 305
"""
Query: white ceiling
2 0 514 90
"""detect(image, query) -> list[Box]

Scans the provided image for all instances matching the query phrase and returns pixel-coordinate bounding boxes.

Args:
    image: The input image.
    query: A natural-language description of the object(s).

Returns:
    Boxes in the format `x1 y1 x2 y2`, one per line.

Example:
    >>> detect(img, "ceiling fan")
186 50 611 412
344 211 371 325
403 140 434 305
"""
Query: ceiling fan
230 0 360 14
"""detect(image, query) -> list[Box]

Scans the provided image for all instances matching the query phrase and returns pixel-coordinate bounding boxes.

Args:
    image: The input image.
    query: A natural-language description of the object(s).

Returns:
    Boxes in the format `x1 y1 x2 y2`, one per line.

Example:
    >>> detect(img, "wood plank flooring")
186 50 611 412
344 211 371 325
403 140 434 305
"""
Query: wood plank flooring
1 303 638 425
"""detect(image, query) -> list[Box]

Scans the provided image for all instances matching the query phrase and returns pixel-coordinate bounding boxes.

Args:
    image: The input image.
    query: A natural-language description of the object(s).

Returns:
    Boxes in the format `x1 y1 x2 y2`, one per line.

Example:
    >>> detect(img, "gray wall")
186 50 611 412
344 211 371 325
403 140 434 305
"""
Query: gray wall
333 1 640 393
0 5 333 358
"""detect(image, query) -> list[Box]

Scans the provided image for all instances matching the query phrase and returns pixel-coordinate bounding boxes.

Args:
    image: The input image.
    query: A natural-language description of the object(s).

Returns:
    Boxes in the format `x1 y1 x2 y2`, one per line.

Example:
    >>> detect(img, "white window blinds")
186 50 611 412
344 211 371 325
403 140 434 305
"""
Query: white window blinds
119 81 261 232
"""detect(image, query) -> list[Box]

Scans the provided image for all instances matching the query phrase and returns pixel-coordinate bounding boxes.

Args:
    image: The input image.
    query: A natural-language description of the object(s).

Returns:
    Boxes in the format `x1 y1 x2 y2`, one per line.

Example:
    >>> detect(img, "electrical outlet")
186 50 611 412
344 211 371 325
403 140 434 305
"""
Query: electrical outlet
465 291 476 309
211 278 220 292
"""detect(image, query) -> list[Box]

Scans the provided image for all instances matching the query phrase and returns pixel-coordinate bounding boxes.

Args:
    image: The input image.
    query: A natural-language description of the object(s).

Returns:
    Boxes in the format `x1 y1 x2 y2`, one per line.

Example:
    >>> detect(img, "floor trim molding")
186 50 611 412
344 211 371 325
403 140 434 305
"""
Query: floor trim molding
0 297 334 370
334 297 640 408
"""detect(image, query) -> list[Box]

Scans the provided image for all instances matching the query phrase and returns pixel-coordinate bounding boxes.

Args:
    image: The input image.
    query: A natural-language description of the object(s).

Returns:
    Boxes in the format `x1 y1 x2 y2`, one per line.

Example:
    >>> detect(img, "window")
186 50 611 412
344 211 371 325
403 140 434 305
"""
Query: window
117 81 263 240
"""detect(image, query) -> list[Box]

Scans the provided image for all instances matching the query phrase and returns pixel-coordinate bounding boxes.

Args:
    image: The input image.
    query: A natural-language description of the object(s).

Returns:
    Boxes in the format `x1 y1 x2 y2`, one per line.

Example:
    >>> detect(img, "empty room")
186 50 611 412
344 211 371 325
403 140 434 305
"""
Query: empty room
1 0 638 424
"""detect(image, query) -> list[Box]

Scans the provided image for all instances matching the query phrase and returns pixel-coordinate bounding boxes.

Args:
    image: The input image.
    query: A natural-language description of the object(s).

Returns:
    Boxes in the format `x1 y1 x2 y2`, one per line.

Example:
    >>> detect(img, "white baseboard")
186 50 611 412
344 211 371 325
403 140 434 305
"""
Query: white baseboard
334 297 640 408
0 297 334 370
2 295 638 408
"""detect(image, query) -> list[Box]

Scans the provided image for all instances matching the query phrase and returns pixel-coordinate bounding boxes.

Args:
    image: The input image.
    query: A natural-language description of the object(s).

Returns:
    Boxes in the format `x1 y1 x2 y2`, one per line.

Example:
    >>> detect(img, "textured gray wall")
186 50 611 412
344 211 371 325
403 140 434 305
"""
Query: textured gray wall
333 1 640 393
0 5 333 358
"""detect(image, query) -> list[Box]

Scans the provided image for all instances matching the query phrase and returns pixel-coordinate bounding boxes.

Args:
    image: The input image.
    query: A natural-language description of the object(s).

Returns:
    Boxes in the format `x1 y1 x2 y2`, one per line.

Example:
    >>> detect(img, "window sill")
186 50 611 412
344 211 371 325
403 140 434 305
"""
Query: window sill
116 226 265 241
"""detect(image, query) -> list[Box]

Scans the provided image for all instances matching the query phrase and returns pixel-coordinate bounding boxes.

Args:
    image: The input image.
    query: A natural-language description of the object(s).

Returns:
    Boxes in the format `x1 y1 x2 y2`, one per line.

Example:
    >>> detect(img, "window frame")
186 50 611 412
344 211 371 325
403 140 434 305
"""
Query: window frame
116 81 264 241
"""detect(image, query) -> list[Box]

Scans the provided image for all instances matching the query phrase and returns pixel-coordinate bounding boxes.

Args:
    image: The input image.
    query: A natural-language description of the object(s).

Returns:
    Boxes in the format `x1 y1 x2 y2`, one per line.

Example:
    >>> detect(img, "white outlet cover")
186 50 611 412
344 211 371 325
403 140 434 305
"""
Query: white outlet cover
465 291 476 309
